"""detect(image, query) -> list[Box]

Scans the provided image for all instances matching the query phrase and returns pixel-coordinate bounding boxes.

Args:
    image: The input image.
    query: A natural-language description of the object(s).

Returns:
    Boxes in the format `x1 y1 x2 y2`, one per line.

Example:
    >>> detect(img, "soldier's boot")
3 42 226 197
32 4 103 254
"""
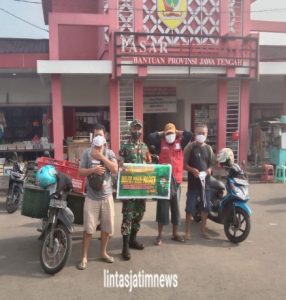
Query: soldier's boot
129 230 144 250
122 235 131 261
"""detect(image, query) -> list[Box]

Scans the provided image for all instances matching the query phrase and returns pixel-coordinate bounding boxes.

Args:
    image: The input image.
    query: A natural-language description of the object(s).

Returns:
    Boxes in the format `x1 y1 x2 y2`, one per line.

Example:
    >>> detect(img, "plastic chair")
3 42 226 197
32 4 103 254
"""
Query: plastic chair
275 165 286 183
261 164 274 183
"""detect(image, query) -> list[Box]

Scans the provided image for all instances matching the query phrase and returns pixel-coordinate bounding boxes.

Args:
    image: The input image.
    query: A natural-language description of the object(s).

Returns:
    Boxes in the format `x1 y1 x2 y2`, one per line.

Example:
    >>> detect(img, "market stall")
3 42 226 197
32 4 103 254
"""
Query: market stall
249 116 286 166
0 107 53 176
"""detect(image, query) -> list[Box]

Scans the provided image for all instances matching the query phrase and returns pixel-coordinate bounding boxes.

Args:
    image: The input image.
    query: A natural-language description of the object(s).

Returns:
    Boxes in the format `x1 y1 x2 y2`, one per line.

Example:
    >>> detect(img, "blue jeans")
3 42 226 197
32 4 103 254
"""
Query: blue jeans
185 188 211 217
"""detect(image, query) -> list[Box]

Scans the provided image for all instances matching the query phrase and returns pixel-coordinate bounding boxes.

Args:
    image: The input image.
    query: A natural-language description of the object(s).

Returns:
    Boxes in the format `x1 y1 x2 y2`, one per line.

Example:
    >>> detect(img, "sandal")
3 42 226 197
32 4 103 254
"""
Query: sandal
171 235 185 243
154 236 162 246
102 256 114 263
77 261 87 270
184 234 190 241
201 232 211 240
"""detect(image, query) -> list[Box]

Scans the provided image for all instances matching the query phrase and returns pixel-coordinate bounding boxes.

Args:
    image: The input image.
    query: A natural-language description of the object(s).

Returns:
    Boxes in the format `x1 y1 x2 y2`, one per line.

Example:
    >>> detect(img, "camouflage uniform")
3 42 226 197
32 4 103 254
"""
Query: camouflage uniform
120 138 150 236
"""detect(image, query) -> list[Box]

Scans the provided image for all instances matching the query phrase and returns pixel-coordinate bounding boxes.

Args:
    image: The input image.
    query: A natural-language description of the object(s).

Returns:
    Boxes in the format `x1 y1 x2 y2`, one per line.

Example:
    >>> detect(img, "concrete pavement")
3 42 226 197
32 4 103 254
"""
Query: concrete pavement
0 183 286 300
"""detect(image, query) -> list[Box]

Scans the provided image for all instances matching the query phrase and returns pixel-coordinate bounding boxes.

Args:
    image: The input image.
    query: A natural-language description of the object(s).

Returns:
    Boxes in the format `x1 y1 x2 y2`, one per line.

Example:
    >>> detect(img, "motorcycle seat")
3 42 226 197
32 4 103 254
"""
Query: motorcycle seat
210 176 225 191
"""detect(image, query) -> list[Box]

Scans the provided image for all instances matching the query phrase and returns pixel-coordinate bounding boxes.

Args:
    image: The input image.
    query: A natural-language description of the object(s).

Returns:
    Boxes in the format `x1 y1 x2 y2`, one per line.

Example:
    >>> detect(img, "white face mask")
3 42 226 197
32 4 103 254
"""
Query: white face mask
165 133 176 144
196 134 206 144
92 135 106 147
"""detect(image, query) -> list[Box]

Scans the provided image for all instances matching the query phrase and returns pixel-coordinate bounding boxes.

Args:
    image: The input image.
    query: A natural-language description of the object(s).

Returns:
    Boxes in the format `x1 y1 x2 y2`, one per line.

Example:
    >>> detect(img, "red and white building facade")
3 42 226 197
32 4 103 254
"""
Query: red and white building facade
1 0 286 163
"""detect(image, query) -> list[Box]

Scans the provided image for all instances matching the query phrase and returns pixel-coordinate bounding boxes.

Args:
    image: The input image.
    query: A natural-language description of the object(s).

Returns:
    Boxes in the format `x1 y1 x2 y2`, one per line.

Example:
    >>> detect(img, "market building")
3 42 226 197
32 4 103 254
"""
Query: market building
1 0 286 167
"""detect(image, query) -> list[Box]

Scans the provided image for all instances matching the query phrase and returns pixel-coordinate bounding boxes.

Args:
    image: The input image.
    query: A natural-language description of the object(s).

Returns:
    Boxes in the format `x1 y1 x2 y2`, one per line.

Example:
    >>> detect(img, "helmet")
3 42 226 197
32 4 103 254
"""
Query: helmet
36 165 57 189
217 148 234 165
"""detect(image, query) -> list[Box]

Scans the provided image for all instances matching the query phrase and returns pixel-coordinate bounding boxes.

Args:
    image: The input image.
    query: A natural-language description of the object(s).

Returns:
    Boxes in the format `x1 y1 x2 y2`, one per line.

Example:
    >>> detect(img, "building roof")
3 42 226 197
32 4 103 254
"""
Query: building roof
0 38 49 54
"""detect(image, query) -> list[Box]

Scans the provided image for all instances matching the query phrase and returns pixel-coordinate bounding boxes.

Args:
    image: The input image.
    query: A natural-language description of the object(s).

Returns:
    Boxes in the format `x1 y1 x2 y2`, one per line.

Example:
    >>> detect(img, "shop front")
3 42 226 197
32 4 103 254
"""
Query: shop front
0 72 110 172
0 72 52 173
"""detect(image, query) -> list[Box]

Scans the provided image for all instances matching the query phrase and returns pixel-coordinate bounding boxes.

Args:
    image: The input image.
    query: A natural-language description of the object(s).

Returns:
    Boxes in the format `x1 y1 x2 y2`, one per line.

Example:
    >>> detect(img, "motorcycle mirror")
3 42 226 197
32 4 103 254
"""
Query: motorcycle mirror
43 151 51 158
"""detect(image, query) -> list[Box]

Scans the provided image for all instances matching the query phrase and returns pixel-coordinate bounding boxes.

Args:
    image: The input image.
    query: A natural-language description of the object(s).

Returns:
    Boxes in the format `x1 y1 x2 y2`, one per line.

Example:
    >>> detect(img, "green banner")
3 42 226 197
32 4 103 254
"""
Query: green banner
117 163 172 200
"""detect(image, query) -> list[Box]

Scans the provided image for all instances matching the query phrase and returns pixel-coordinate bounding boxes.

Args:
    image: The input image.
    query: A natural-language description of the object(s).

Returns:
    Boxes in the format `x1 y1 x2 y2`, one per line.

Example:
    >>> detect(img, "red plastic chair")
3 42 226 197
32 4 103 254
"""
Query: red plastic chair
261 164 274 183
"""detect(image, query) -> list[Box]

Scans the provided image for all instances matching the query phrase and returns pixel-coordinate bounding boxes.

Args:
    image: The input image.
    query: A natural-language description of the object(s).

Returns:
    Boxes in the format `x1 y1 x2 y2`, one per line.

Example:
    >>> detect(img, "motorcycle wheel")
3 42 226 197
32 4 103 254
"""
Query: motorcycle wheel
224 207 251 243
40 223 71 274
6 187 21 214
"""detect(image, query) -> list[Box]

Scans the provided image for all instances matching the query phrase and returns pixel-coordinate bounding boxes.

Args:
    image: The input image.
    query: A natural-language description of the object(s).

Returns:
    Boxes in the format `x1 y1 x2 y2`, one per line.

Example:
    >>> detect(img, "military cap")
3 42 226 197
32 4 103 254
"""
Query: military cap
129 119 142 129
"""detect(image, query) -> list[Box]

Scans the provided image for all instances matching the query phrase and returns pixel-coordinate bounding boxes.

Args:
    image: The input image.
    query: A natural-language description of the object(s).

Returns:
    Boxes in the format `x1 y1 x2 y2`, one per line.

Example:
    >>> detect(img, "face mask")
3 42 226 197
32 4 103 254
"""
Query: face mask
131 131 141 140
196 134 206 144
165 133 176 144
92 135 106 147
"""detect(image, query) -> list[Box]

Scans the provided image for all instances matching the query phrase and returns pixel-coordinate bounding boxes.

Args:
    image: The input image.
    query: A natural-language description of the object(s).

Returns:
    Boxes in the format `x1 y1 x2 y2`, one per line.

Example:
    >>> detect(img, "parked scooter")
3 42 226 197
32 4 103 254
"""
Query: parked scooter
6 152 26 213
37 165 74 274
194 148 252 243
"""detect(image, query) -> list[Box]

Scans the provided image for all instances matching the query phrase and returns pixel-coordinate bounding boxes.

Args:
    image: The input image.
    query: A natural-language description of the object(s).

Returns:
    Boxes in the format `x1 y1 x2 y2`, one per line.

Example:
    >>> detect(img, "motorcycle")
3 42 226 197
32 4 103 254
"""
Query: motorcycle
38 171 74 274
194 163 252 243
6 153 27 213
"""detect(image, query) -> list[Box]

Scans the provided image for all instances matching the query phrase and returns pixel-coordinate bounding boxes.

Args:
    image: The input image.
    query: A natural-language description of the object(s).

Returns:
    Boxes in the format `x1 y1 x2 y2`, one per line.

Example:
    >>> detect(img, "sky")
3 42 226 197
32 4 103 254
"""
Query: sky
251 0 286 21
0 0 285 39
0 0 49 39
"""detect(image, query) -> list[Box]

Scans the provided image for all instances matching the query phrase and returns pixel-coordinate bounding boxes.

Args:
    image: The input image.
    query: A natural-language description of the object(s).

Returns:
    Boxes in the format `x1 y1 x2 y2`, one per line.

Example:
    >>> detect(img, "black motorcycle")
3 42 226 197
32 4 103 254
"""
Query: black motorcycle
38 172 74 274
6 153 26 213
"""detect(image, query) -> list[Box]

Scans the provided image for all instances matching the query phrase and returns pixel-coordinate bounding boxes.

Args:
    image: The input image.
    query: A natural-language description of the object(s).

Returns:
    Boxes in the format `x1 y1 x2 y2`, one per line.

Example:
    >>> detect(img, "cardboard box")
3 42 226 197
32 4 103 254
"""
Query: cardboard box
67 142 90 163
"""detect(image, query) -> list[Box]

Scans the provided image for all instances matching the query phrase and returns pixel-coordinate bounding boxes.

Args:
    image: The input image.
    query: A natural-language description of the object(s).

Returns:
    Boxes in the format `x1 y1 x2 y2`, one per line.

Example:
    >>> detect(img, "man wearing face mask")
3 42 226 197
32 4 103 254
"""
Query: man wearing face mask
148 123 192 245
77 124 118 270
119 119 151 261
183 124 215 240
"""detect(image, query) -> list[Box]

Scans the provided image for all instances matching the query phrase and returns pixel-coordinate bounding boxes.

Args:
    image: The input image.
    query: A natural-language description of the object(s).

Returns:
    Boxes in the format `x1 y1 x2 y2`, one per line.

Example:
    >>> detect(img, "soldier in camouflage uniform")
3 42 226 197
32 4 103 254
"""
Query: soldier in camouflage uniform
119 119 151 261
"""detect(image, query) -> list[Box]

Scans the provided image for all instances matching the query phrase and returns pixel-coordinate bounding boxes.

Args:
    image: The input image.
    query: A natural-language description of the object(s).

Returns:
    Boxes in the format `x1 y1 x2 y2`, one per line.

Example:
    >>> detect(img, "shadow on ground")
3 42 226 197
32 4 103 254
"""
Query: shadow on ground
0 199 7 214
252 197 286 206
0 219 240 279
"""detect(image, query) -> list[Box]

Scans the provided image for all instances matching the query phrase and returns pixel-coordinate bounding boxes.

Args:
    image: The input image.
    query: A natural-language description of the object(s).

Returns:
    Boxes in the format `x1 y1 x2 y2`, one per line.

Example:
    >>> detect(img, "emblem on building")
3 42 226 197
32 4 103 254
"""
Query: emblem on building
157 0 187 30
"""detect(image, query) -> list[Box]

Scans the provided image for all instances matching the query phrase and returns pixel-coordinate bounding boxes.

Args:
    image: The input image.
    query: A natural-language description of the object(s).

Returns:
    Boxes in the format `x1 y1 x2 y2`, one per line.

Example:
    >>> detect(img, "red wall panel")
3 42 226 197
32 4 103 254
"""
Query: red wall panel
58 25 98 60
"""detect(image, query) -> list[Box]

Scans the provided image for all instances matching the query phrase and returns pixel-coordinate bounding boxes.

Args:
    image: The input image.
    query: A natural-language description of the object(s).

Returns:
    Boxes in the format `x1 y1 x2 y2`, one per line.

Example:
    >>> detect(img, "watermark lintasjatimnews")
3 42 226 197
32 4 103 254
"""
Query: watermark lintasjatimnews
104 269 178 292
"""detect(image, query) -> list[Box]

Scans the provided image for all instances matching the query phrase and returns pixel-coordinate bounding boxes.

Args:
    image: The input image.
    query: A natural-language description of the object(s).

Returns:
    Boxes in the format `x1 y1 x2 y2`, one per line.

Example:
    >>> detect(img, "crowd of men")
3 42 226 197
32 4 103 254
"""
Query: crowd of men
77 119 215 270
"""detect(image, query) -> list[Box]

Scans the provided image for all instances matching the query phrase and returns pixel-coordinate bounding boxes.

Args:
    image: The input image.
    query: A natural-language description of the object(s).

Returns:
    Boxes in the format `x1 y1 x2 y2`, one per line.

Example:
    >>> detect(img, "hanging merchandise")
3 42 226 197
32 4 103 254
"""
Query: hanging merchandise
32 120 40 127
0 112 6 141
42 114 52 139
0 112 7 127
0 124 4 140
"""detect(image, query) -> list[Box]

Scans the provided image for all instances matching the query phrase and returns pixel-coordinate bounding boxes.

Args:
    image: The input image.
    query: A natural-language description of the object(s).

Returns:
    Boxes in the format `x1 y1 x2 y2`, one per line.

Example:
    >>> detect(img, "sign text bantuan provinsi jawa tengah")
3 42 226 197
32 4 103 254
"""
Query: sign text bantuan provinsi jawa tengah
132 56 244 67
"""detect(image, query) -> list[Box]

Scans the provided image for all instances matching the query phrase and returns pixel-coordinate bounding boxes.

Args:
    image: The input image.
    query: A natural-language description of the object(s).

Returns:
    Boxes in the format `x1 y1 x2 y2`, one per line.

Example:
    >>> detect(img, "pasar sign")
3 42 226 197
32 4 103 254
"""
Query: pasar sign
120 37 245 67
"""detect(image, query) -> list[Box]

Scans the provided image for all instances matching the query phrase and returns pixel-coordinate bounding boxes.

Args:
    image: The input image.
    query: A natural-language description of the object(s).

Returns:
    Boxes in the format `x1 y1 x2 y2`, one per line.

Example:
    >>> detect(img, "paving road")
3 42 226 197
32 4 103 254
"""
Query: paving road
0 183 286 300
